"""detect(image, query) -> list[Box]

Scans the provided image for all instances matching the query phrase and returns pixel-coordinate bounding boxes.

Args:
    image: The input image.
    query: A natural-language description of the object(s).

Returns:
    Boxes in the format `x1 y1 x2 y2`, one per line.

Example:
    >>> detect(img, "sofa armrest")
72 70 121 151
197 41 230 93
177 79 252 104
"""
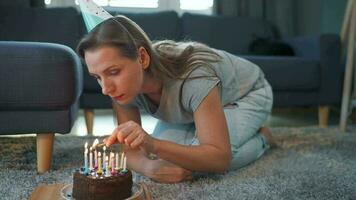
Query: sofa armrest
0 41 83 110
283 34 343 104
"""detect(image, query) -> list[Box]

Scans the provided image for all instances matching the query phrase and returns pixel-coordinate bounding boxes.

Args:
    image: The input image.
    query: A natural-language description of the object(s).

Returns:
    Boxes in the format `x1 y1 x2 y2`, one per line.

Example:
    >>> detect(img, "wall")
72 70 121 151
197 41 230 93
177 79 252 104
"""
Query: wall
295 0 347 36
321 0 347 34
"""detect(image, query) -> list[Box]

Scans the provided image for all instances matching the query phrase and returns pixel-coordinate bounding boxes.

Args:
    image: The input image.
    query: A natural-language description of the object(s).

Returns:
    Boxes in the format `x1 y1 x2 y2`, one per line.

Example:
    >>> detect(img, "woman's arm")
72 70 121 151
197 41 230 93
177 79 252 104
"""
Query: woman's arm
151 86 232 172
106 86 231 173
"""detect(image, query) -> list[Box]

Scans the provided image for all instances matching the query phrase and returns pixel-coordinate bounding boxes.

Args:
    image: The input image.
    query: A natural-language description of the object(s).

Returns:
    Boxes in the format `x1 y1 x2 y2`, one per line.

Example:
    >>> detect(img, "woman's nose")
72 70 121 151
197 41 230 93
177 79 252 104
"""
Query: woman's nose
101 79 114 96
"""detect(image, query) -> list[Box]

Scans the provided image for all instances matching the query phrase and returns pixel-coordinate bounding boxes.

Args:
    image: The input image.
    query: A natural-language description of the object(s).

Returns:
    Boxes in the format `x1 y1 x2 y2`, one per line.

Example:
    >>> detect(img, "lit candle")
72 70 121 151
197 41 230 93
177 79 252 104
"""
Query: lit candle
89 147 93 171
97 152 102 175
105 155 110 177
84 142 88 172
103 146 106 169
93 139 99 168
115 153 119 171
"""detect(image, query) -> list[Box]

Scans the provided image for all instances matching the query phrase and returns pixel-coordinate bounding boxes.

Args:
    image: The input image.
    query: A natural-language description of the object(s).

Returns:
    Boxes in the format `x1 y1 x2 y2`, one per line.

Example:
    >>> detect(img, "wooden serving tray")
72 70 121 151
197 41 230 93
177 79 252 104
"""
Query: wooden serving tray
29 183 151 200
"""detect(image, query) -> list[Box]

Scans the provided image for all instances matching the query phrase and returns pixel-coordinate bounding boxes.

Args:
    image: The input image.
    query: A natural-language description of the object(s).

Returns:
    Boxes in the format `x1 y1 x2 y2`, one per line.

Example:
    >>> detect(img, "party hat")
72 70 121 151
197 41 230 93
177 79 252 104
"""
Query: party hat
78 0 113 32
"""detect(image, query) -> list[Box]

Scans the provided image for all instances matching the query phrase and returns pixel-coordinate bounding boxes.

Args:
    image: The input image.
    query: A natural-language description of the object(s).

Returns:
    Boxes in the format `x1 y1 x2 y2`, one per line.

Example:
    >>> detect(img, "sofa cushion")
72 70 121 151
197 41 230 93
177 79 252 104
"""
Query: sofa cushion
0 7 34 41
0 0 30 7
182 13 276 55
0 7 82 49
242 56 320 91
109 11 181 41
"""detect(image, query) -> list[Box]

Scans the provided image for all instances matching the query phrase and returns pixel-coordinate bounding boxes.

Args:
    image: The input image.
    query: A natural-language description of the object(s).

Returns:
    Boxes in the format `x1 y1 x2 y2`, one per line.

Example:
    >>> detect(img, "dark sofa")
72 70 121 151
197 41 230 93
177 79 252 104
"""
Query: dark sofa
0 6 343 133
0 41 82 173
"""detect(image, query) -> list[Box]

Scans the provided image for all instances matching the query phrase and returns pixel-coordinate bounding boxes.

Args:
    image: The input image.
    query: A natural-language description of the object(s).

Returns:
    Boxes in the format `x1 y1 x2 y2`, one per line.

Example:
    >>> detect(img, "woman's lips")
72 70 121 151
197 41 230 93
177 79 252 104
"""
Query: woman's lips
114 94 125 101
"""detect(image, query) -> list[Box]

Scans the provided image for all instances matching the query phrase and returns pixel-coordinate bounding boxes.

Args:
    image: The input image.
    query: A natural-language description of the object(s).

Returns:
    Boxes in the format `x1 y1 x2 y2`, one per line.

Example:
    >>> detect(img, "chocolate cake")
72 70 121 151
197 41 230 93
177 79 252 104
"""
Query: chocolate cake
72 170 133 200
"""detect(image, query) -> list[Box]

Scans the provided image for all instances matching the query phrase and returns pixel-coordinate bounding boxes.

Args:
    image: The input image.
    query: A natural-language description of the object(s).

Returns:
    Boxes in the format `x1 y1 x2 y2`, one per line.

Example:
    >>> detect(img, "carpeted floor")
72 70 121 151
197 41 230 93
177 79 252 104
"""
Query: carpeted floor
0 126 355 200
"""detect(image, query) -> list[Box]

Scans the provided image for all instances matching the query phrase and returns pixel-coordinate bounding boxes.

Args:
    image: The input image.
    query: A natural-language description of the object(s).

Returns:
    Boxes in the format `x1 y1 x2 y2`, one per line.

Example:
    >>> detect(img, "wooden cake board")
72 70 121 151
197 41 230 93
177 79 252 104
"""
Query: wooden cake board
30 183 151 200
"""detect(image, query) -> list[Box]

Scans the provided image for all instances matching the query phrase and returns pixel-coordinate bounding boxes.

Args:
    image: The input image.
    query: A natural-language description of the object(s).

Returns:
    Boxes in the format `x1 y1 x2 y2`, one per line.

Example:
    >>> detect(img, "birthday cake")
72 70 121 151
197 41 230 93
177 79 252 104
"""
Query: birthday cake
72 170 133 200
72 139 132 200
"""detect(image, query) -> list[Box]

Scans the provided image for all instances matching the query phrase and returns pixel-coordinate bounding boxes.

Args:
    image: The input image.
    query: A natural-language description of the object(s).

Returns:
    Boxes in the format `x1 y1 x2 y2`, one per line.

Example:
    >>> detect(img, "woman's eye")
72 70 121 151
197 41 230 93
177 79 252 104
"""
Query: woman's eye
109 70 120 75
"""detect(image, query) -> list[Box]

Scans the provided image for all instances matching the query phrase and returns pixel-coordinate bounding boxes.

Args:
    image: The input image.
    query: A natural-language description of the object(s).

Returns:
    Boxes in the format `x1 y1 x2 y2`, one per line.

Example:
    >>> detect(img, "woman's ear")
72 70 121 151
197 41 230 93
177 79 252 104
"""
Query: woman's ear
138 47 150 69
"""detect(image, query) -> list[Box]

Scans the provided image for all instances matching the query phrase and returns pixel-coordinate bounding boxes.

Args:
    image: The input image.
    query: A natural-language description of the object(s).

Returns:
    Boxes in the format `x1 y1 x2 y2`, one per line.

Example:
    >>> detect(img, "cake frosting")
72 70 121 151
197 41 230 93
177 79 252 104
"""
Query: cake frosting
72 170 133 200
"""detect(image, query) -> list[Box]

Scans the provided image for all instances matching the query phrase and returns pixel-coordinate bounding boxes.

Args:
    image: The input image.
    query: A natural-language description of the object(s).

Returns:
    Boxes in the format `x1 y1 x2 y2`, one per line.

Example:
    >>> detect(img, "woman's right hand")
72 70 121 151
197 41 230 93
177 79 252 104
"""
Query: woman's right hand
104 120 156 155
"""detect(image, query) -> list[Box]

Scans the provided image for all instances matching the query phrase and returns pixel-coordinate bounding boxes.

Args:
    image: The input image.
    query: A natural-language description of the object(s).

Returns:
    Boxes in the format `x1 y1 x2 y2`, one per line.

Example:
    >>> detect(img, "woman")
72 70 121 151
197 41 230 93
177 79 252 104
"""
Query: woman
77 15 274 183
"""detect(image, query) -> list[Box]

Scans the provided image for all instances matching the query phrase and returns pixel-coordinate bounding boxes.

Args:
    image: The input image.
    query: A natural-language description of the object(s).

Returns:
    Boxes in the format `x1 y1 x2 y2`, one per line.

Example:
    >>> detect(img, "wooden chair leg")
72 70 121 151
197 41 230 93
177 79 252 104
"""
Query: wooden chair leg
84 109 94 135
36 133 54 173
318 106 329 128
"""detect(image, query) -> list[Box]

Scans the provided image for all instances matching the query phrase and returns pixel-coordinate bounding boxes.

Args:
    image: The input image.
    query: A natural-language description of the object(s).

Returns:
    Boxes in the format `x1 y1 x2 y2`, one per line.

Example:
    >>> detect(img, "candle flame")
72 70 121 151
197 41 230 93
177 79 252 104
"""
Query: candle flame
92 138 99 148
85 142 88 149
98 152 101 157
85 148 88 154
103 146 106 151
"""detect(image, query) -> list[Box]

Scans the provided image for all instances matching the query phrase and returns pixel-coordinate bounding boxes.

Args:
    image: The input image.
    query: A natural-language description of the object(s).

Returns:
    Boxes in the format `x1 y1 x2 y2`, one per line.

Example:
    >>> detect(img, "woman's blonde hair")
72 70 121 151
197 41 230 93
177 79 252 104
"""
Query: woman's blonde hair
77 15 221 81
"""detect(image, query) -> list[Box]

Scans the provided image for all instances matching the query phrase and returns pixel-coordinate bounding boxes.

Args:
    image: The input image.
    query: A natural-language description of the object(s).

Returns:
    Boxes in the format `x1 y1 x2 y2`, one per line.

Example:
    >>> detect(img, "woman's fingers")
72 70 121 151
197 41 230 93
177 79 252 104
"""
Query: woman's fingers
128 132 145 148
105 132 118 146
104 121 144 147
123 129 139 146
105 125 128 146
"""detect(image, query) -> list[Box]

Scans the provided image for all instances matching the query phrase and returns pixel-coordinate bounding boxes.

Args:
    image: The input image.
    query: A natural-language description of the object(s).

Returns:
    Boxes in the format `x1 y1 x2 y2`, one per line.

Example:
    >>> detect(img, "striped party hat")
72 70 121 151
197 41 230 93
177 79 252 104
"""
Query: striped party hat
78 0 113 32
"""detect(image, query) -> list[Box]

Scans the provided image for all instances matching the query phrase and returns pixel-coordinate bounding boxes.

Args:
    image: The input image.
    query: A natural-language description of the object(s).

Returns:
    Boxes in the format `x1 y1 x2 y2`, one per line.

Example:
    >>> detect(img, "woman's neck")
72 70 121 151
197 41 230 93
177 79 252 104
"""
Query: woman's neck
141 74 162 105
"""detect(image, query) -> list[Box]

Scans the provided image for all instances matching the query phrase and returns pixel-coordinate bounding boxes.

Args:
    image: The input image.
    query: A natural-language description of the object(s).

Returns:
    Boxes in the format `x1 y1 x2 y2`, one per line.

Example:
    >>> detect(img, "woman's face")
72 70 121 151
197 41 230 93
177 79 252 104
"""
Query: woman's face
85 45 148 105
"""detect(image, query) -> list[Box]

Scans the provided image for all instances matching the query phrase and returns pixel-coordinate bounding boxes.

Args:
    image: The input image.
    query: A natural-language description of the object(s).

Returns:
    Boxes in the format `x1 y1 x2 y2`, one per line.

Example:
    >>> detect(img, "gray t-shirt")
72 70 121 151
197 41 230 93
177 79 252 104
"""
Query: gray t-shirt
127 49 264 124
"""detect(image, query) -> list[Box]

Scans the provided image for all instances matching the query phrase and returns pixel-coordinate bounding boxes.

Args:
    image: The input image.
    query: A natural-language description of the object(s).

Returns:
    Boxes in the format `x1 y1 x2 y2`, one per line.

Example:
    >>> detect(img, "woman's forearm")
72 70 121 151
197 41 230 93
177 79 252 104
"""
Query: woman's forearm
152 138 231 172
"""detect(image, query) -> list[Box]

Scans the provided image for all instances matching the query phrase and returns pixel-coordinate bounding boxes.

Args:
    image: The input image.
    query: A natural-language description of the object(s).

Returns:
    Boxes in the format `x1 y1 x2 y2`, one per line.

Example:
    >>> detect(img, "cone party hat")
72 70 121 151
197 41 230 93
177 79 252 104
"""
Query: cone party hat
78 0 113 32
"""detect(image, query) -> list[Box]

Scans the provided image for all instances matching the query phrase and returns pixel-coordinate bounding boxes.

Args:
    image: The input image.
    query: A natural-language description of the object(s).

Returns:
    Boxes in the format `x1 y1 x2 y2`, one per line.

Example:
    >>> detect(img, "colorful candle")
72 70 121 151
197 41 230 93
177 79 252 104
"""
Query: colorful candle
109 152 114 170
103 146 106 169
115 153 119 171
97 152 102 175
89 147 93 171
93 139 99 168
105 155 110 177
110 152 115 171
123 156 127 171
84 142 88 172
120 152 124 169
111 152 116 174
108 151 111 169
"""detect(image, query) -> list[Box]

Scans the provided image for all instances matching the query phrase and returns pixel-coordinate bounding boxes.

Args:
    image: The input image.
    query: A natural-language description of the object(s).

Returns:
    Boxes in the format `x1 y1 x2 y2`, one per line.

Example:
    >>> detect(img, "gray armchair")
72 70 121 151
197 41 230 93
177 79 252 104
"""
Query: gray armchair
0 41 83 173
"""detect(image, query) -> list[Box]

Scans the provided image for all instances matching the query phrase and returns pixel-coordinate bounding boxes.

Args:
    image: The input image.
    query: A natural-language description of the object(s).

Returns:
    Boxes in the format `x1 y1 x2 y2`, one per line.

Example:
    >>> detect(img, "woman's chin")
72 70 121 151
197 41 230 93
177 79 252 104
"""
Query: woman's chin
113 96 133 105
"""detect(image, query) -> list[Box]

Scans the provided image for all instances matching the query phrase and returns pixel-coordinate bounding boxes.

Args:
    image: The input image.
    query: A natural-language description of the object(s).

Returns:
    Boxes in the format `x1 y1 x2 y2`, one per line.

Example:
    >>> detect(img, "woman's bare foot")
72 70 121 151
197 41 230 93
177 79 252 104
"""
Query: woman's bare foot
259 127 276 148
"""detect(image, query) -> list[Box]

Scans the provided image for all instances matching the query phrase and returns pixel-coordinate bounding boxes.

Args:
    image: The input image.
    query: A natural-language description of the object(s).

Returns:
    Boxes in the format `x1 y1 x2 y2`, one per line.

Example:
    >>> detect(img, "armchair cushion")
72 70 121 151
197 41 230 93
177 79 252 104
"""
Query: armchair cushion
0 41 83 134
0 42 82 110
283 34 342 104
